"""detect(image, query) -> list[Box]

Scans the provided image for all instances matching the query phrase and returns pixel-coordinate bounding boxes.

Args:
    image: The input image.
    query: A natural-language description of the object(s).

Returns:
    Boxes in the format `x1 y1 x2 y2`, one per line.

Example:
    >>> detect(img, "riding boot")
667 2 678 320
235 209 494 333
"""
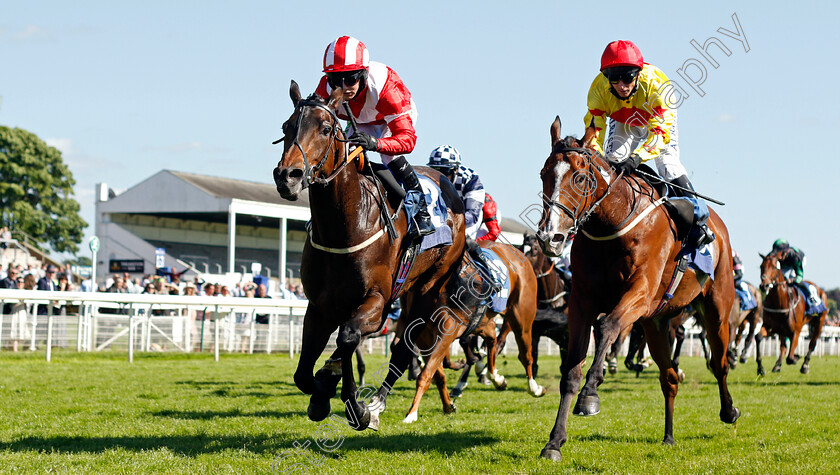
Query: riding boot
670 175 715 248
387 156 435 238
467 238 501 295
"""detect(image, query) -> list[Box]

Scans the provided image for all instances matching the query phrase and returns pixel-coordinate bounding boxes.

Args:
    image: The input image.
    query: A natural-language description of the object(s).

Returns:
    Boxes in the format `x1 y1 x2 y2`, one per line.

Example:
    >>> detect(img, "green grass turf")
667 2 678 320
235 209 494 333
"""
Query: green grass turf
0 350 837 474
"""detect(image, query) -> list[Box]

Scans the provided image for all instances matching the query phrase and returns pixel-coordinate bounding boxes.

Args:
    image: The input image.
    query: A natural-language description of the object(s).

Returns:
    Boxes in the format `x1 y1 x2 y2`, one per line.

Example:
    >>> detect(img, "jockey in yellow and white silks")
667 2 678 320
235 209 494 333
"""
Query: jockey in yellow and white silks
583 40 714 248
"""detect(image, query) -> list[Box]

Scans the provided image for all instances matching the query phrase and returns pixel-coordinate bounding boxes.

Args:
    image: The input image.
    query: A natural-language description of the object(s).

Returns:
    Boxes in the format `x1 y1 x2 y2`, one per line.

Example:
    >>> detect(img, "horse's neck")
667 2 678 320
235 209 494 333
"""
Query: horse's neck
585 165 648 234
309 166 378 243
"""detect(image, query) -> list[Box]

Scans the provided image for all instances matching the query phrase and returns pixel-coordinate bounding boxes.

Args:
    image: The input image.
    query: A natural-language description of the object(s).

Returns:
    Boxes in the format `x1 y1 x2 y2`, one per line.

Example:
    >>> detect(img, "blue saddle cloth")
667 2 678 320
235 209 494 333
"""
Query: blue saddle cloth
795 283 827 315
686 243 715 280
734 280 757 311
478 247 511 314
407 175 452 252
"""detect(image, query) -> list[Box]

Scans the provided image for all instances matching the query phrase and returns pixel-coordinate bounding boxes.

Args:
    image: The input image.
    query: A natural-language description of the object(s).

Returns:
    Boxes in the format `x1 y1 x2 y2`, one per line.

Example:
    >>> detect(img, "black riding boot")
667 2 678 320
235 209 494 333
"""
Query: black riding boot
387 156 435 238
670 175 715 248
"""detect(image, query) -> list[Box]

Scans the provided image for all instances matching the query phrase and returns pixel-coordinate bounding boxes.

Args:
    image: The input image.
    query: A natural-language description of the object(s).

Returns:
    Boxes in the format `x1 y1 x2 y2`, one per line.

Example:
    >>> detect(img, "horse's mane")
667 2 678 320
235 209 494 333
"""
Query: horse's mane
304 93 325 104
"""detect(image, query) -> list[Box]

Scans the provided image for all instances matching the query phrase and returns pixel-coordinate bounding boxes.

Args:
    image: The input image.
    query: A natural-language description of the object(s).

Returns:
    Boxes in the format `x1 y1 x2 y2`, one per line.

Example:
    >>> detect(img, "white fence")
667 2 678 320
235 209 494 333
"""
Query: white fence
1 290 838 363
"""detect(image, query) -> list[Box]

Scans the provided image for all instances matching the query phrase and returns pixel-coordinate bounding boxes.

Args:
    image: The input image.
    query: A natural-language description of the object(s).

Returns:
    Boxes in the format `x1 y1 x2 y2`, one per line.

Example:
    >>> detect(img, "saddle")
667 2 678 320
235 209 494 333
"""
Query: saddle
629 164 694 243
364 162 405 200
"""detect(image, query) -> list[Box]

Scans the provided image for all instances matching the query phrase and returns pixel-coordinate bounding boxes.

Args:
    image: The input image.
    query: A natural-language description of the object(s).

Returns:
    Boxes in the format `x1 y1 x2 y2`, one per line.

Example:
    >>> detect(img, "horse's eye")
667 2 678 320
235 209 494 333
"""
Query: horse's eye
321 125 331 135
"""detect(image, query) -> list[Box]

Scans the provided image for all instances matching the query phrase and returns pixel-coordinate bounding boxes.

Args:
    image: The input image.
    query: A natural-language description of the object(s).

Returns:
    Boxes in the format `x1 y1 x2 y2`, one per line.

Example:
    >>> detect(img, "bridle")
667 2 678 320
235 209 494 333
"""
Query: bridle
525 236 568 307
283 99 356 187
543 145 623 237
760 255 800 314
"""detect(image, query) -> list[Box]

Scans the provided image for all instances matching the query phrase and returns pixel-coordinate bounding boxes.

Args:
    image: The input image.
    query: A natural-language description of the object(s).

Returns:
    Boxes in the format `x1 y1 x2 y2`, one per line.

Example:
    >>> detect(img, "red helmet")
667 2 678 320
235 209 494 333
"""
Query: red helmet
600 40 644 71
323 36 370 73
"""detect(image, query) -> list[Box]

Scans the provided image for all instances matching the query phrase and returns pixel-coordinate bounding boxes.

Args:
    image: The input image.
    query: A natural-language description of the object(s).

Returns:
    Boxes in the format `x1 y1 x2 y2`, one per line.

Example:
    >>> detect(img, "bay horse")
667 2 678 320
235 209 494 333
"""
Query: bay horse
756 252 827 375
728 281 762 368
274 81 466 430
399 241 545 423
536 118 739 462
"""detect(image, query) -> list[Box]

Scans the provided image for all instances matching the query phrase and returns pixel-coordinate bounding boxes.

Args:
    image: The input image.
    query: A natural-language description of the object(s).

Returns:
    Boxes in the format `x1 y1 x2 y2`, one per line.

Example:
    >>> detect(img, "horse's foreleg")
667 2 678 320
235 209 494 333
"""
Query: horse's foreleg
786 328 803 365
740 315 756 363
773 337 787 372
355 346 366 386
508 310 544 397
541 300 592 462
295 307 335 396
339 295 387 431
755 327 766 376
404 329 458 423
432 365 456 414
480 319 504 390
641 319 680 445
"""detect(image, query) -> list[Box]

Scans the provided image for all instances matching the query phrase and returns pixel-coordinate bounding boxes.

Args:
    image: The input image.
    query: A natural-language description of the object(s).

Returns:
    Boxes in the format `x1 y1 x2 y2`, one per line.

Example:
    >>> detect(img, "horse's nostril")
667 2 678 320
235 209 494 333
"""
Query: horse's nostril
288 168 304 180
551 234 566 243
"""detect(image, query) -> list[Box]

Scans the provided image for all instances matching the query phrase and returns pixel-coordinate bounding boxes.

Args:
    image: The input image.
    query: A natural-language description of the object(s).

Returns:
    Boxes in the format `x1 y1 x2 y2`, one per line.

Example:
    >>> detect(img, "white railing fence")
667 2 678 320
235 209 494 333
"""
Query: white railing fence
1 290 838 364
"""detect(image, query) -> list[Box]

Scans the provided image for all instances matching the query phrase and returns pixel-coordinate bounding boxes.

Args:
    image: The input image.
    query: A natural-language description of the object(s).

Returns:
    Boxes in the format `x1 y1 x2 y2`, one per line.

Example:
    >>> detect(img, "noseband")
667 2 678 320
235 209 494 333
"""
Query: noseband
284 99 353 187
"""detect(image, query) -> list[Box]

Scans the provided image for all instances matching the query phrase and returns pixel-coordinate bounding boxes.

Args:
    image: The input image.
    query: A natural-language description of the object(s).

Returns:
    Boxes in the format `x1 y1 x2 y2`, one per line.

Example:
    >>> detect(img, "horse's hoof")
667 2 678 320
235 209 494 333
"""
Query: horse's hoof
800 364 810 374
367 411 380 431
573 395 600 416
677 369 686 383
662 435 675 446
730 360 738 370
307 395 331 422
786 355 800 365
772 364 782 373
402 412 418 424
346 402 371 431
528 381 547 398
450 385 464 398
540 447 562 462
739 355 748 364
721 406 740 424
757 366 766 377
492 374 508 390
608 362 618 374
444 403 456 415
478 374 492 385
446 359 466 371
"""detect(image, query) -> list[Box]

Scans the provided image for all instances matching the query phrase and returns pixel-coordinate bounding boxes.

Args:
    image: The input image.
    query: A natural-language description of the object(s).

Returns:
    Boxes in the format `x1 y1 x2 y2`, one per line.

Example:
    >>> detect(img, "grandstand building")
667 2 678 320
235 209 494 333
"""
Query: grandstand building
94 170 530 289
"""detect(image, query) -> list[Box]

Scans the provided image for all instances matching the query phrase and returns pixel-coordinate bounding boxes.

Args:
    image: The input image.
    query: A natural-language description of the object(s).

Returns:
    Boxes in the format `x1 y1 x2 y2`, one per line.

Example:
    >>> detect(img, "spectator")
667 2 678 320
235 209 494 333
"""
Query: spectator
57 273 71 291
107 276 128 293
0 266 18 289
219 285 231 297
36 265 59 316
202 282 216 296
142 282 157 294
254 283 272 324
183 282 197 296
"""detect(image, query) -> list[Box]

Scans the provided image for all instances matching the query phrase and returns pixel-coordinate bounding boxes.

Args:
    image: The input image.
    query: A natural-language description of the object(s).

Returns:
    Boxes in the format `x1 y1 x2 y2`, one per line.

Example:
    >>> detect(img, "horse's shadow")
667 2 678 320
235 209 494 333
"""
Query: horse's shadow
0 434 288 456
150 409 303 420
338 430 498 455
577 431 718 444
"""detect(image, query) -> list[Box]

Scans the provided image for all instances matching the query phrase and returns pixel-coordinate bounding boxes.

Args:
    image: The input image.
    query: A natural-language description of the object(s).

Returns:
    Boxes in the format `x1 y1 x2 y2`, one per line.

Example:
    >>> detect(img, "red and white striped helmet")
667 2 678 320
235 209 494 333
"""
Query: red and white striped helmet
323 36 370 73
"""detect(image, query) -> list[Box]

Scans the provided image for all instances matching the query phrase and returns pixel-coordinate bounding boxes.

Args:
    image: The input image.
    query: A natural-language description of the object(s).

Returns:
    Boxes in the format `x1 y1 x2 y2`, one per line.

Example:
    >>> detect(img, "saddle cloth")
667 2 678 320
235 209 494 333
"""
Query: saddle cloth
479 247 511 314
414 175 452 252
795 283 827 315
734 280 758 311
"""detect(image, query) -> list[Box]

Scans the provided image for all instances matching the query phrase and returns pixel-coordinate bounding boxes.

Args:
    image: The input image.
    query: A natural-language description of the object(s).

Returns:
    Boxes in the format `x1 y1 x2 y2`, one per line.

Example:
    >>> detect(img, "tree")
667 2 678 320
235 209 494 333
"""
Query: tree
0 126 87 253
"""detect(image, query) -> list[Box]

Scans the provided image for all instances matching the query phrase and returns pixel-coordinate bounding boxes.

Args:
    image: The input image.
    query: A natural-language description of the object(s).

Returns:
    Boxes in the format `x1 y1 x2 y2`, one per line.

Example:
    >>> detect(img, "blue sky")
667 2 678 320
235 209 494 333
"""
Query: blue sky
1 1 838 287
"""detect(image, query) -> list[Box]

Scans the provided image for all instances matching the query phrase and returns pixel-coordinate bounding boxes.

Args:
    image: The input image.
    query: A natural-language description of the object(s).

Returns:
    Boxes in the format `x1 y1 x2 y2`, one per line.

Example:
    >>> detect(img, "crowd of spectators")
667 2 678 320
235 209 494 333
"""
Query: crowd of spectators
98 272 306 300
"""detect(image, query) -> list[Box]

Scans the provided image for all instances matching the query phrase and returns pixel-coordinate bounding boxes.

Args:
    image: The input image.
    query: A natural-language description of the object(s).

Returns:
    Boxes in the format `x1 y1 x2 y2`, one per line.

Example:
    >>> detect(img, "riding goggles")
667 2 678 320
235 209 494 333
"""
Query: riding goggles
326 70 365 88
602 67 640 84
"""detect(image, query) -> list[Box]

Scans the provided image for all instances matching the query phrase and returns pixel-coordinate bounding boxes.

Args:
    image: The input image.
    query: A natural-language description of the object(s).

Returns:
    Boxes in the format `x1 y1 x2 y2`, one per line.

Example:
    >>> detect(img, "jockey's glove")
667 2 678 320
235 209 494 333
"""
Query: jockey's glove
349 131 379 151
616 153 641 175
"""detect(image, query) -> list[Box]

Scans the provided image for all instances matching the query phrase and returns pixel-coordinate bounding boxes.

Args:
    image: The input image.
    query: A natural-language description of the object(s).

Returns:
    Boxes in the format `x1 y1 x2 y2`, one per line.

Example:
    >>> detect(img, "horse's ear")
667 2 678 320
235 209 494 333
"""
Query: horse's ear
550 116 563 148
326 86 344 109
582 126 598 150
290 80 301 106
759 252 766 260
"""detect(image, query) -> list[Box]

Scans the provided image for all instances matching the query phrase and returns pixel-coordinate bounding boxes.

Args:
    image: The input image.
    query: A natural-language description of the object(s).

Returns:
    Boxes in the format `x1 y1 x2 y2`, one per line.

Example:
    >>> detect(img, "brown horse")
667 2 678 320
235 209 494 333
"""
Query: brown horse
756 252 827 375
398 241 544 423
536 118 739 462
274 81 465 430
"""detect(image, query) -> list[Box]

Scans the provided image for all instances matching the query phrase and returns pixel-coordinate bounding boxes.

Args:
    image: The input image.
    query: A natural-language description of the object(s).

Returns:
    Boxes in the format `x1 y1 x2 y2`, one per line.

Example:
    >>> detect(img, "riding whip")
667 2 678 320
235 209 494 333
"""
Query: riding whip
632 169 726 206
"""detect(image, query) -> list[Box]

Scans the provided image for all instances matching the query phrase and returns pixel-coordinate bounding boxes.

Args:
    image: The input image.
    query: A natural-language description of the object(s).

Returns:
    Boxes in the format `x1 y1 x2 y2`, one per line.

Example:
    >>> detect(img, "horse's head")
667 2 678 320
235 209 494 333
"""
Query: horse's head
273 80 345 201
759 251 785 294
521 233 542 266
536 117 601 257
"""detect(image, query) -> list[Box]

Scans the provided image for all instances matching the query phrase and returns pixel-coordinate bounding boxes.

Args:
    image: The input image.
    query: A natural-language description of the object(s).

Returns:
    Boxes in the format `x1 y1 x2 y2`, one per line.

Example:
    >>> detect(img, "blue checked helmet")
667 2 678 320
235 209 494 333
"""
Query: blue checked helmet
428 145 461 171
